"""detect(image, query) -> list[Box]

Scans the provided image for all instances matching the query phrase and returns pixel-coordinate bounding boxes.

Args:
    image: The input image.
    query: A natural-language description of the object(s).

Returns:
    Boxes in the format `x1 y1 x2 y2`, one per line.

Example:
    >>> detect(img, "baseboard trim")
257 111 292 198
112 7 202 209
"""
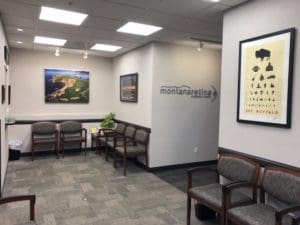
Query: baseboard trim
219 147 300 171
20 147 96 157
136 160 217 172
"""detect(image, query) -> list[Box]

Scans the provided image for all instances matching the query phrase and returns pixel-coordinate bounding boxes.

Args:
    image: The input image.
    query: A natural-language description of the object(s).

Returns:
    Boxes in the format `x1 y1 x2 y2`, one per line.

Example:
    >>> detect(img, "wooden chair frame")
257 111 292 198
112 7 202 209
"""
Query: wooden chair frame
113 129 149 176
187 153 260 225
0 195 36 223
31 130 58 161
59 128 87 158
226 166 300 225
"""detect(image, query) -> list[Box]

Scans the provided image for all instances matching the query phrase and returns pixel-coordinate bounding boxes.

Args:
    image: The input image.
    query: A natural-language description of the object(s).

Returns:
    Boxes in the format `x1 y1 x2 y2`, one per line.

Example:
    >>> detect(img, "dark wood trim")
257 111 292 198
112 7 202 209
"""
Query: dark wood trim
114 119 151 133
219 147 300 171
14 119 103 125
141 160 217 172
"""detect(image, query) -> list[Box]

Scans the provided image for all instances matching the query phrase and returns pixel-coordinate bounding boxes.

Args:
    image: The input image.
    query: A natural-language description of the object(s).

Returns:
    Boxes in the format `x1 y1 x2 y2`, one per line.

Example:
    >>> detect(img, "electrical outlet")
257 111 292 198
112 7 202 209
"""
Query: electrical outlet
194 147 198 153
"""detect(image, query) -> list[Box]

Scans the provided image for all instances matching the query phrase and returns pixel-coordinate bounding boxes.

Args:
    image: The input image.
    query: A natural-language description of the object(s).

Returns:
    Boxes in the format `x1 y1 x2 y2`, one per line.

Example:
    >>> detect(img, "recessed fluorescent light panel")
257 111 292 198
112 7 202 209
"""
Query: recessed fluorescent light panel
91 43 122 52
39 6 88 25
34 36 67 46
117 22 162 36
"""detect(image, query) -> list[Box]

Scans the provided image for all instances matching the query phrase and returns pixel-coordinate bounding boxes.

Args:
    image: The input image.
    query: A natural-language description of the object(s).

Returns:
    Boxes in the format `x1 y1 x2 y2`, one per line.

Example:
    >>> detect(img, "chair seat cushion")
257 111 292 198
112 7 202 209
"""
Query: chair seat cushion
115 145 145 155
188 183 252 208
33 137 57 143
227 204 293 225
62 136 86 142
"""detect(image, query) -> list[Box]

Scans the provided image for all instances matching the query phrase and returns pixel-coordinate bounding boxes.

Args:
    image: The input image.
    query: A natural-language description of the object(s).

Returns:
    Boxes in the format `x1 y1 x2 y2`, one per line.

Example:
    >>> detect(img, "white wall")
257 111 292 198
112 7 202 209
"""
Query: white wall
219 0 300 167
112 44 153 127
113 42 221 167
150 43 221 167
9 48 113 120
0 18 8 193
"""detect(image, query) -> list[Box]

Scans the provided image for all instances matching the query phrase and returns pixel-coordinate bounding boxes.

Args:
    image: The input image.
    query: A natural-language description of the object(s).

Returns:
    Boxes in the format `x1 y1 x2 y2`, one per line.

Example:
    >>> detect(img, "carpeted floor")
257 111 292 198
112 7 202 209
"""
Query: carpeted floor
1 153 219 225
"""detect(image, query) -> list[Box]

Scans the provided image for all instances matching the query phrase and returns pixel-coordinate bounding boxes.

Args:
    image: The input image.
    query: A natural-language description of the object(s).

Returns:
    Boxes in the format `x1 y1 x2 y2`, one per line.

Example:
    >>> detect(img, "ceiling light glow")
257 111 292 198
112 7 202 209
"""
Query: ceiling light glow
55 48 60 56
16 41 23 44
34 36 67 46
91 43 122 52
17 28 24 32
83 51 88 59
117 22 162 36
39 6 88 26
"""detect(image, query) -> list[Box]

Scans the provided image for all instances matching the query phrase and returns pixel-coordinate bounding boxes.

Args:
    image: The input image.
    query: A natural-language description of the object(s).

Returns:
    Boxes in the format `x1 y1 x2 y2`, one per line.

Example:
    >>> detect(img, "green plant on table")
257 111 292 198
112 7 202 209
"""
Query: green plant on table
101 112 115 129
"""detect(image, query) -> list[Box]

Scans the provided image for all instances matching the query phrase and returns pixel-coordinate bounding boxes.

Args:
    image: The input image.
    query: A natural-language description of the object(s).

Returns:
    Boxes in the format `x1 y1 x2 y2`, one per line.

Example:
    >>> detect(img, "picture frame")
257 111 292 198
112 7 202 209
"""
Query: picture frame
1 85 5 104
45 68 89 104
237 28 295 128
120 73 138 102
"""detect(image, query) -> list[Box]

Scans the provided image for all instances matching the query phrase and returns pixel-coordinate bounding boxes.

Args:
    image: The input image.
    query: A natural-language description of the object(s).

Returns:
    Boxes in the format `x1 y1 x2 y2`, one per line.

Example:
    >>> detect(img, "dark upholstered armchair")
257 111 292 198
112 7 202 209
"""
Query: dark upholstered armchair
59 121 87 158
0 195 36 224
96 123 127 160
187 153 260 225
226 166 300 225
31 122 58 160
114 128 149 176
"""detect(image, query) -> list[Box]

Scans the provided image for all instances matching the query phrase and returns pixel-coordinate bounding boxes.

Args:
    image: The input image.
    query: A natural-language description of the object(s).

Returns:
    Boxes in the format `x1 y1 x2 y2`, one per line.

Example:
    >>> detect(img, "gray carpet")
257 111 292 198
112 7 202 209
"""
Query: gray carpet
1 153 219 225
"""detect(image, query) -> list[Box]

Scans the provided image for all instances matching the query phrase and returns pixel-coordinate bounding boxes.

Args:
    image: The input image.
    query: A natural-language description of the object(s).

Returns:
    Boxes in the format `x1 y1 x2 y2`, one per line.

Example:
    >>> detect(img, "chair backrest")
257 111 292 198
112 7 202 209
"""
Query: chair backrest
262 167 300 204
32 122 57 134
134 129 149 152
114 123 126 134
60 121 82 133
124 126 136 138
217 153 259 183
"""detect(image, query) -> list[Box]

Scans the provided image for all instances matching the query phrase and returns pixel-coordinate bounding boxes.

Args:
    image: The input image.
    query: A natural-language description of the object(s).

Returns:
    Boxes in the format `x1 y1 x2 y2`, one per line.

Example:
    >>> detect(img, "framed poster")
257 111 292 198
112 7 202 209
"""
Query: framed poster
45 69 89 103
120 73 138 102
237 28 295 128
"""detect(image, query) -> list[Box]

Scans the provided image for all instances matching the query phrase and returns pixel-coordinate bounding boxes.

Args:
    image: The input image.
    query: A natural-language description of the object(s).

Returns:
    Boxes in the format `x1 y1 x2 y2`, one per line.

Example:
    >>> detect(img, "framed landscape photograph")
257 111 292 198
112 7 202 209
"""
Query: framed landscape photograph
237 28 295 128
45 69 89 103
120 73 138 102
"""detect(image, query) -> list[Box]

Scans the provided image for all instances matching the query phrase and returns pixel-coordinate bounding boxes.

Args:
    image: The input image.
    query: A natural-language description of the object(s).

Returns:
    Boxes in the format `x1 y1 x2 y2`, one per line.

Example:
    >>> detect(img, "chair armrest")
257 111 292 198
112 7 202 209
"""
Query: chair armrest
0 195 36 221
222 181 257 208
276 204 300 222
187 166 218 189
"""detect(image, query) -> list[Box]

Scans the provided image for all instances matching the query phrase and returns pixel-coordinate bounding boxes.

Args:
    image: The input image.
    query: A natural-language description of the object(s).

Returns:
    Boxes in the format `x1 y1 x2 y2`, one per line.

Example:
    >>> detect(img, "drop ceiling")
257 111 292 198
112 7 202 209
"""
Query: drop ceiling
0 0 248 57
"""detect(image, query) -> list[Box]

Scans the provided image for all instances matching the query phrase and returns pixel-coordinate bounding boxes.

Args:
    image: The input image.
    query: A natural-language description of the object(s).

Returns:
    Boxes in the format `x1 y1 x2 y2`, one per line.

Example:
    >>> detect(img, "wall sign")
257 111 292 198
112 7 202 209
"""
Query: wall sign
237 28 295 128
45 69 89 103
160 85 217 102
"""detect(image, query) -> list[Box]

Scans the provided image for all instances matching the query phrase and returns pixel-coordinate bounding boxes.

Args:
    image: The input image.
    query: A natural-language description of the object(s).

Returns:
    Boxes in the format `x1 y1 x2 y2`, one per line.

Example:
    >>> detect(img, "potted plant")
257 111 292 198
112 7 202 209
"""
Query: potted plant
101 112 115 129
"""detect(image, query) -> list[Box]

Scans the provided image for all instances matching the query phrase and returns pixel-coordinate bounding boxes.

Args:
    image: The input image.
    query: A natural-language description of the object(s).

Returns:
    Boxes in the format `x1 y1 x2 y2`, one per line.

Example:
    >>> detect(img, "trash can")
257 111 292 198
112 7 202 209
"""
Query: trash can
9 140 23 161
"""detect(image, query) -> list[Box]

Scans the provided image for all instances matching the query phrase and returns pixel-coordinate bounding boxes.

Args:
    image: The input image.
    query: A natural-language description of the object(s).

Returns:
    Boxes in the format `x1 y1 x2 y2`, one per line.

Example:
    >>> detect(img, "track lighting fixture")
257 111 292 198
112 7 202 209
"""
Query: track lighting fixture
55 48 60 56
197 41 204 51
83 51 88 59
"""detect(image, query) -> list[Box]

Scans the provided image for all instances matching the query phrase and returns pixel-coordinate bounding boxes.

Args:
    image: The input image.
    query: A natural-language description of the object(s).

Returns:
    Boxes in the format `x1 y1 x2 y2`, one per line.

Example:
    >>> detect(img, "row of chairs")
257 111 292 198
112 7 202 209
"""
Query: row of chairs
31 121 87 160
95 122 150 176
187 153 300 225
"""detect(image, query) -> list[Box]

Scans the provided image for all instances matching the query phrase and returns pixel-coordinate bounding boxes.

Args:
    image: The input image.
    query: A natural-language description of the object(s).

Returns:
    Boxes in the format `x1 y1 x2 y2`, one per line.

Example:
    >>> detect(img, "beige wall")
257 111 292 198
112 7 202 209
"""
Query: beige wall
219 0 300 167
112 44 153 127
9 48 113 120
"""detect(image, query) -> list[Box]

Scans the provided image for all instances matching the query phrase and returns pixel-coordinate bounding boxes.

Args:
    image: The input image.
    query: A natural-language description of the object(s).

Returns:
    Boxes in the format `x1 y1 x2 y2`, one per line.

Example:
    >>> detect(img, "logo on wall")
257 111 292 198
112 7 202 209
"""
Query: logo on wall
160 85 218 102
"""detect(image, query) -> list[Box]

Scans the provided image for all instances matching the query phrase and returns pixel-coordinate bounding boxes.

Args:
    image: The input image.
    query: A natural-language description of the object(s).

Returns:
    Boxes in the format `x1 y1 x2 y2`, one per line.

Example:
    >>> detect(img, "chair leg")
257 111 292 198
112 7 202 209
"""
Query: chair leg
123 155 127 176
31 144 34 161
187 195 191 225
55 142 59 159
105 146 109 161
113 150 117 168
62 141 64 158
84 141 87 156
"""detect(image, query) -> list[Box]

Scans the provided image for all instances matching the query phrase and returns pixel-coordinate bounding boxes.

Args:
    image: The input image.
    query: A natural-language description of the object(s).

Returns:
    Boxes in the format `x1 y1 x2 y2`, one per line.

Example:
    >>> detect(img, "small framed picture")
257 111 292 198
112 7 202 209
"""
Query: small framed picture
120 73 138 102
237 28 295 128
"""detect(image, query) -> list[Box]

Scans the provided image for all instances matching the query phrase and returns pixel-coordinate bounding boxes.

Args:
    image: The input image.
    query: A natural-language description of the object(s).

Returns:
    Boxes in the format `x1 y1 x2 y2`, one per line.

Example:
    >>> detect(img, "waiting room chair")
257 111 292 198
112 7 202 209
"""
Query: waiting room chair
96 122 127 159
226 166 300 225
186 153 260 225
0 195 36 225
114 128 149 176
59 121 87 158
31 121 58 160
